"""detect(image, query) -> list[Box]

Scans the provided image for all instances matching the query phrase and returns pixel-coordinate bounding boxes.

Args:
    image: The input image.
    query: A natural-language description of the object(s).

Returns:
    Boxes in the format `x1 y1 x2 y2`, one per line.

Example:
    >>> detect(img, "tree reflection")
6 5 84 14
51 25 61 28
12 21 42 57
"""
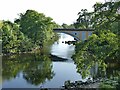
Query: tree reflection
73 54 107 79
2 55 26 80
23 54 55 85
2 54 54 86
73 54 120 80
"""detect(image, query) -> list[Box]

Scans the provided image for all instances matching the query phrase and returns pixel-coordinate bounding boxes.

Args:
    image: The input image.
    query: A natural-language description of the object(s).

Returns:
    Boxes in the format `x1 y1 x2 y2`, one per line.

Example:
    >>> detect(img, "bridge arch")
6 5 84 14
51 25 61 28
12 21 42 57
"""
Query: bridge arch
57 32 79 41
53 28 94 41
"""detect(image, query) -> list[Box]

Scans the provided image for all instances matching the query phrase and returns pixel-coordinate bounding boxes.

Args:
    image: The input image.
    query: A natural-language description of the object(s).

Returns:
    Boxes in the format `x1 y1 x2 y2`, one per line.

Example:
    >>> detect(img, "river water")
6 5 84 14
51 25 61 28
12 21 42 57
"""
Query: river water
2 33 88 88
2 33 120 88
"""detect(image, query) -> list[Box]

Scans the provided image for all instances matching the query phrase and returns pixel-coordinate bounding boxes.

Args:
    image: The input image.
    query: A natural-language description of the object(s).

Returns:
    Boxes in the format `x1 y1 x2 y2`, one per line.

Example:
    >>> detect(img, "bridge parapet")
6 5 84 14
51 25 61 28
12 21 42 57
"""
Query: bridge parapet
53 28 94 31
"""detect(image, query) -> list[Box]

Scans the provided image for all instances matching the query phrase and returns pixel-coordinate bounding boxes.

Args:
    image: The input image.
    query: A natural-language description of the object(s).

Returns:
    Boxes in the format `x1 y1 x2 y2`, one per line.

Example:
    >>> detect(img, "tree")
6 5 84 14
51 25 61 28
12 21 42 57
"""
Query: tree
73 30 119 78
74 9 93 29
18 10 56 48
73 1 120 79
1 20 34 54
92 1 120 30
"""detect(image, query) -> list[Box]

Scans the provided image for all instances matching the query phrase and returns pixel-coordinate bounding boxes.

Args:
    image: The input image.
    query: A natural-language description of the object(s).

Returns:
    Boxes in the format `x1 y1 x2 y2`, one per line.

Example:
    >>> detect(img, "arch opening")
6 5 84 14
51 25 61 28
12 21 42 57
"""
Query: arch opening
56 32 80 41
55 32 80 41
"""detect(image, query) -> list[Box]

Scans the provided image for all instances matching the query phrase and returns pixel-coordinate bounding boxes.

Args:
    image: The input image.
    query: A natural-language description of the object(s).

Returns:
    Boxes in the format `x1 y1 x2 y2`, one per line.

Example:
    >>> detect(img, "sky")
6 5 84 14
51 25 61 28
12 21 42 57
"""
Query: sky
0 0 105 25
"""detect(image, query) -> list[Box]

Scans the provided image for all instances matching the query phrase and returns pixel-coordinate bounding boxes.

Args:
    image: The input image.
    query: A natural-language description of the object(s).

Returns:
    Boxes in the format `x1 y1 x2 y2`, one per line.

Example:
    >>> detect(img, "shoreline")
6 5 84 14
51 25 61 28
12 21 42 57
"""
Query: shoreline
62 78 102 89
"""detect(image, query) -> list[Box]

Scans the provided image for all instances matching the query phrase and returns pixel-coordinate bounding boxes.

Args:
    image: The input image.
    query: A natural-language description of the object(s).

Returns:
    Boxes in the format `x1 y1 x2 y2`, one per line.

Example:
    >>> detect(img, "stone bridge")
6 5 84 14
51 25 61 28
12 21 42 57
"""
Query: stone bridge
53 28 94 40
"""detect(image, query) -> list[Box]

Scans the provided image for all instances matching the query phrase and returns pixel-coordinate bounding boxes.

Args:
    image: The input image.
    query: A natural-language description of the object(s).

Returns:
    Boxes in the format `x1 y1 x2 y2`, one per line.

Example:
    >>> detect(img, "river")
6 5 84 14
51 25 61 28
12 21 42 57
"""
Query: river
2 33 88 88
1 33 120 89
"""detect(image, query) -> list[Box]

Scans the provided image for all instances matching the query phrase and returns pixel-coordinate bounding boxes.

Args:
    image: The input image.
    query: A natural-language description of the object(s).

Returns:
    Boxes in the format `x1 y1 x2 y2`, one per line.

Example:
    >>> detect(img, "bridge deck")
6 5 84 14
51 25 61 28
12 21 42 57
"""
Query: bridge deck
53 28 94 31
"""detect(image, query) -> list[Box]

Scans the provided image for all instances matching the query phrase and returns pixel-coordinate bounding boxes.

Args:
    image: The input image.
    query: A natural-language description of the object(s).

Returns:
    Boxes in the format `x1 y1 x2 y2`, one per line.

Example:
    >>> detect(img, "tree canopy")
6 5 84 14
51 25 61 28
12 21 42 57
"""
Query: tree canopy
1 10 59 54
73 1 120 79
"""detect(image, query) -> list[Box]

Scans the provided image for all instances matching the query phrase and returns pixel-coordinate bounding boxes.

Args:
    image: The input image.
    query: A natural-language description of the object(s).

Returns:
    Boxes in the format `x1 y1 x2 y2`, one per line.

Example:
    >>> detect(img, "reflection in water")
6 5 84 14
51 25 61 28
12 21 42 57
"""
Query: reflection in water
73 51 120 80
23 55 54 85
2 33 120 88
2 33 82 88
51 33 75 59
2 54 54 86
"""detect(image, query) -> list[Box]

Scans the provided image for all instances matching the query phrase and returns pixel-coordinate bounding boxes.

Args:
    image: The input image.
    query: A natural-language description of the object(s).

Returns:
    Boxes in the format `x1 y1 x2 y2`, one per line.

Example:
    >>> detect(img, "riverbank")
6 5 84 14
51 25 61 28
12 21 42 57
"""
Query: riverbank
62 78 101 89
1 47 45 56
62 76 120 89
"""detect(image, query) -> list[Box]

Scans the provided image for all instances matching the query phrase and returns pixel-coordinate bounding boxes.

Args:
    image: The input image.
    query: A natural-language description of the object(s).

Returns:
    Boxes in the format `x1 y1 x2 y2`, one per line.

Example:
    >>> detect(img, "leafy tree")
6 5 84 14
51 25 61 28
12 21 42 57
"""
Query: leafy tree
73 30 119 78
2 21 19 53
74 1 120 33
18 10 56 47
0 21 3 54
74 9 93 29
1 9 59 54
73 1 120 80
1 20 34 54
92 1 120 30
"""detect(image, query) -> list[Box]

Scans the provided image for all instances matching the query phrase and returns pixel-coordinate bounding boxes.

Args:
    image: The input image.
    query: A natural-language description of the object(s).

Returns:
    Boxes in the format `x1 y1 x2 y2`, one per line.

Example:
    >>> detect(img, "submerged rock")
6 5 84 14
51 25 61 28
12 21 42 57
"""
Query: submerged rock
50 54 68 61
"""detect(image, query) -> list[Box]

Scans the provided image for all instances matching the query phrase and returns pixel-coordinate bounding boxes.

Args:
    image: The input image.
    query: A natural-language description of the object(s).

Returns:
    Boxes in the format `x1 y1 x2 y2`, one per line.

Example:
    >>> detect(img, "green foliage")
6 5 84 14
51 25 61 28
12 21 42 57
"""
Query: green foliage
18 10 57 46
73 1 120 79
92 2 120 30
1 21 35 54
0 21 2 54
74 1 120 33
61 23 75 29
74 9 93 29
73 30 119 78
99 84 116 90
99 77 120 89
1 10 58 54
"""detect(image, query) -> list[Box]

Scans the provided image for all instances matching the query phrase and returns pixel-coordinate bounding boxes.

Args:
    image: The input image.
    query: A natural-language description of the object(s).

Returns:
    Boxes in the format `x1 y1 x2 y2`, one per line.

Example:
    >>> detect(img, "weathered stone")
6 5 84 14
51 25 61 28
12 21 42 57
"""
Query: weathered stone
69 81 75 86
75 80 83 85
86 78 92 84
64 80 71 89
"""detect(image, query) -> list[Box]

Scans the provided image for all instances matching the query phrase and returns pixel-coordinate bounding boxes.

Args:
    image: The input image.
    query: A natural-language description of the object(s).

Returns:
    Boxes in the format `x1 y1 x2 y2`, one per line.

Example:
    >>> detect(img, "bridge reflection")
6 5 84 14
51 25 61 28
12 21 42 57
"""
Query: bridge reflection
53 28 94 40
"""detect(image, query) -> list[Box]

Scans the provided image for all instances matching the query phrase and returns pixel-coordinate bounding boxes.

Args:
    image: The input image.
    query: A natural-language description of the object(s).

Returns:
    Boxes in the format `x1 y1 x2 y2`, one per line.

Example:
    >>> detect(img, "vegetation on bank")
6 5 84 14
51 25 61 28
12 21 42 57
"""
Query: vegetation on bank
99 76 120 89
2 54 54 85
1 1 120 89
0 10 59 54
72 1 120 89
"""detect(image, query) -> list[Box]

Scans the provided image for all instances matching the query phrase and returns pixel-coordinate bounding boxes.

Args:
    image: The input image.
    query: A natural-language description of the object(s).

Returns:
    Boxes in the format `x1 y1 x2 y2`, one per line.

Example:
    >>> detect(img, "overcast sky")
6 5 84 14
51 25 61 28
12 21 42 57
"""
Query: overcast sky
0 0 105 25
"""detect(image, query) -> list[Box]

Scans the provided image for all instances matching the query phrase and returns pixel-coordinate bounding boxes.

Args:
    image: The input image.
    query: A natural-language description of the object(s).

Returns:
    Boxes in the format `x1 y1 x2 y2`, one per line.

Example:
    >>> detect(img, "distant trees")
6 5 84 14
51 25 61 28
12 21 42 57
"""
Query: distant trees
1 10 59 54
61 23 75 29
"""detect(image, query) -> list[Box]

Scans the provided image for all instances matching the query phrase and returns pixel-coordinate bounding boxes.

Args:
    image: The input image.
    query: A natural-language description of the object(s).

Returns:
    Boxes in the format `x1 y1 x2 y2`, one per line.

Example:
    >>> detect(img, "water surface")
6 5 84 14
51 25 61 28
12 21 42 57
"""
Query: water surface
2 33 119 88
2 33 86 88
